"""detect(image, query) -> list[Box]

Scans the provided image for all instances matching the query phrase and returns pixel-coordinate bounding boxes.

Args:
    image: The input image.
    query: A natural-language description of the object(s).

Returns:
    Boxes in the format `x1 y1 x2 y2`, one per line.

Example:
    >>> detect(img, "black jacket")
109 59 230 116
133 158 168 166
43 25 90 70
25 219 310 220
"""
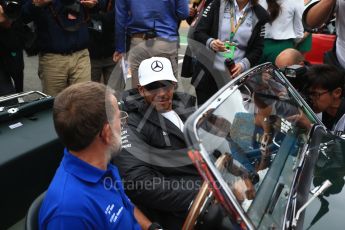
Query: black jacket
194 0 270 67
88 0 115 59
113 89 201 230
0 20 26 95
0 20 26 55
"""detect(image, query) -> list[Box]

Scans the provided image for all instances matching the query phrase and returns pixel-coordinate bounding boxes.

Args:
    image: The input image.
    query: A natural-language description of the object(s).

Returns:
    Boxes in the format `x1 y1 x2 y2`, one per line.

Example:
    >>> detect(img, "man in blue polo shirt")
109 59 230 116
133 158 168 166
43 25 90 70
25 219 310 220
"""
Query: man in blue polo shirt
39 82 159 229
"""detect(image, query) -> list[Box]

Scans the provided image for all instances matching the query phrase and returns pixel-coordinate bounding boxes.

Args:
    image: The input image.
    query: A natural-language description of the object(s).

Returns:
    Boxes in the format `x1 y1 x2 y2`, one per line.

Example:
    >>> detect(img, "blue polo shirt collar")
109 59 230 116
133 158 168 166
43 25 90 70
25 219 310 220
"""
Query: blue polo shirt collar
62 148 113 183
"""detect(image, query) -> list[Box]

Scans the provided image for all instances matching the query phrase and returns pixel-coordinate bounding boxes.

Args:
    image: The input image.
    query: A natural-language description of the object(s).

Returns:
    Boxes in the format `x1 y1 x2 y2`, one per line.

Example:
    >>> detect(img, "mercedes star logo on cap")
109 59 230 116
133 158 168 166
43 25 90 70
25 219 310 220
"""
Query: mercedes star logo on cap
151 60 163 72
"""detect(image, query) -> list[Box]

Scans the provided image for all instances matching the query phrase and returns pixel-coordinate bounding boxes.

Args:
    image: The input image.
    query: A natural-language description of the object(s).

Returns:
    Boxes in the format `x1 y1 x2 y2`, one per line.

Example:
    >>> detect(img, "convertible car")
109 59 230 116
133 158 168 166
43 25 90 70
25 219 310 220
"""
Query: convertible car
182 63 345 230
1 63 345 230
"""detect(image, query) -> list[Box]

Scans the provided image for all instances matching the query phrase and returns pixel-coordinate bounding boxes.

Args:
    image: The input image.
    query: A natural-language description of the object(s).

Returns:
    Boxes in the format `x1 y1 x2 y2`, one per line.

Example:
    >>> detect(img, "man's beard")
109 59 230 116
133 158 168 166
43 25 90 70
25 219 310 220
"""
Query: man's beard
106 130 122 161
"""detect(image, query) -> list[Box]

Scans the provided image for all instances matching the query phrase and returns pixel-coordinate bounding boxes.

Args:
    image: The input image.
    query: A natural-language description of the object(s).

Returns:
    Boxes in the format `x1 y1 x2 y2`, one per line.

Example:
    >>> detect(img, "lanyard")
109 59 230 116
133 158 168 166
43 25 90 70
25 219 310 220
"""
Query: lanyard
191 0 207 27
229 2 248 42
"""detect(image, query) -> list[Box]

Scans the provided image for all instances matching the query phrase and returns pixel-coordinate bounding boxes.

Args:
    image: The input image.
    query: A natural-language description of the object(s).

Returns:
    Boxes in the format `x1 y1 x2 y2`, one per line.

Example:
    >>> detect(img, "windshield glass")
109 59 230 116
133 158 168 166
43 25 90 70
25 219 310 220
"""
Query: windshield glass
195 65 317 228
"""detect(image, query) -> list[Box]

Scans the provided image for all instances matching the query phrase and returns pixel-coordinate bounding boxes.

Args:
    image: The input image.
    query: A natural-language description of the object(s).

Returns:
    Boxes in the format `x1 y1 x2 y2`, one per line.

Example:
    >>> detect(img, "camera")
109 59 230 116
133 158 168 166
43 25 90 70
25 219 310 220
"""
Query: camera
88 19 102 32
224 58 235 72
144 29 157 47
144 29 157 40
60 0 81 16
0 0 21 20
282 64 307 79
279 64 309 93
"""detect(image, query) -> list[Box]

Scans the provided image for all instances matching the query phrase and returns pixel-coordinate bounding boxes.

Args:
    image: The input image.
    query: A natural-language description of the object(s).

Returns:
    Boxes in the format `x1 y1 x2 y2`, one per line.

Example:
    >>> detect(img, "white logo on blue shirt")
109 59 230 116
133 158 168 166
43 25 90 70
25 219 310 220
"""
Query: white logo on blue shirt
105 204 124 224
105 204 114 215
110 206 123 223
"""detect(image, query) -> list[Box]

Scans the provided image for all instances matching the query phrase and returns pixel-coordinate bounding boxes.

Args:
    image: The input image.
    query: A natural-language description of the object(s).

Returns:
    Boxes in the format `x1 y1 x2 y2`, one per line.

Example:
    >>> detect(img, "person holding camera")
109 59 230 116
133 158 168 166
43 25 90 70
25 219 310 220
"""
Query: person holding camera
274 48 311 92
0 2 25 96
113 0 189 88
21 0 98 96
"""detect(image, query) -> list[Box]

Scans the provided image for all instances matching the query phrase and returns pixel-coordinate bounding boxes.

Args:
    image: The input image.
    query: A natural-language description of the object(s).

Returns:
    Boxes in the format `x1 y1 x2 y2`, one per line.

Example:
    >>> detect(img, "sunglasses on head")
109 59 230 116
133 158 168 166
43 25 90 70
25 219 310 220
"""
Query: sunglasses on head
143 80 175 91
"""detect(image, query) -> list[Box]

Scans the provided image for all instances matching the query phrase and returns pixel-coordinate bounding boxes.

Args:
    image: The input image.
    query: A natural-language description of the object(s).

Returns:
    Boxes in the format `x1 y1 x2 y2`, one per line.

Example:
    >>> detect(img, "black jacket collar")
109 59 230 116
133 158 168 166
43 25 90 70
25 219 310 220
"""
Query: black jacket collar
121 88 196 141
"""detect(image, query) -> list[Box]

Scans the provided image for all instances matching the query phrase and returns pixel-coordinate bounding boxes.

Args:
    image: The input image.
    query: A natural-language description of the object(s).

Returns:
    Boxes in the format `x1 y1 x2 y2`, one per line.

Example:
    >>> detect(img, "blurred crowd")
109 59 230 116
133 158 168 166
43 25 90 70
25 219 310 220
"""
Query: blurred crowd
1 0 345 229
1 0 343 132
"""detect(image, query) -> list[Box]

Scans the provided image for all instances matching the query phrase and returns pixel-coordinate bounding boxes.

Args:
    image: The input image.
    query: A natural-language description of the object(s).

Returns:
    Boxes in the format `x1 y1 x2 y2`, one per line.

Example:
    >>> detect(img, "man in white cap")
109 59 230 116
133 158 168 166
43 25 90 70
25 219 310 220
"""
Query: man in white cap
113 57 201 230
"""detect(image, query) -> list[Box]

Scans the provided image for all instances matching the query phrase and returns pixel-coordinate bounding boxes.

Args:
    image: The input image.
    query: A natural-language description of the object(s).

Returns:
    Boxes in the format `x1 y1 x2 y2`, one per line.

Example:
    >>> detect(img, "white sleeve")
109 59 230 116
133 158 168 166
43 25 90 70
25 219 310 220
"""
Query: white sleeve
333 113 345 137
302 0 321 31
294 0 305 39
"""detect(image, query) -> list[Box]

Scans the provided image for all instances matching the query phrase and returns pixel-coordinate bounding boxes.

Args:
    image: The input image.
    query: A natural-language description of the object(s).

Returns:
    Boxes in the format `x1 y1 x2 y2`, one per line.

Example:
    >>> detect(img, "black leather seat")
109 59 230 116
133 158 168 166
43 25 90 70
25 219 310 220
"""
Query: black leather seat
25 192 46 230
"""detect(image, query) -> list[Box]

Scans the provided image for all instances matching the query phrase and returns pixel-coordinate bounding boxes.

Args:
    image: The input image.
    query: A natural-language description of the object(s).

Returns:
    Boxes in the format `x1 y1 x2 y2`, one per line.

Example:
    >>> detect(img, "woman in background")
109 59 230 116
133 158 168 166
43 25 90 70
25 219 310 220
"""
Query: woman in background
259 0 304 64
295 0 313 54
192 0 269 105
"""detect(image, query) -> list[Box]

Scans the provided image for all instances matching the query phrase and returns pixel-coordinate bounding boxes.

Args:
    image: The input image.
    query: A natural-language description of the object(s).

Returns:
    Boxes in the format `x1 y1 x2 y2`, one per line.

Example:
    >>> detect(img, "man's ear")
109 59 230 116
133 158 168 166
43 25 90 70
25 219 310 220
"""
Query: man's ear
138 85 145 97
101 123 112 145
173 82 178 90
333 87 342 99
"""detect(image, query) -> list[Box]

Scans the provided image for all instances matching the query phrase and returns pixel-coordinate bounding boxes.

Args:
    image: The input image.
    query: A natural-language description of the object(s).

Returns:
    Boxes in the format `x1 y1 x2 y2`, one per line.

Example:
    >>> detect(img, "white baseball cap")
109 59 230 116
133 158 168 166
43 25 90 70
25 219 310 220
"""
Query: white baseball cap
138 57 177 86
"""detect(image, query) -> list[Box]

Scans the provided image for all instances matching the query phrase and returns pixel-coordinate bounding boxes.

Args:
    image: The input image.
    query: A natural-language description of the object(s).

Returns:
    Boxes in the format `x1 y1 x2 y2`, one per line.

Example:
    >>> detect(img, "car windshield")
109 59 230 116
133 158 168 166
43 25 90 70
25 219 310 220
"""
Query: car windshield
193 64 318 229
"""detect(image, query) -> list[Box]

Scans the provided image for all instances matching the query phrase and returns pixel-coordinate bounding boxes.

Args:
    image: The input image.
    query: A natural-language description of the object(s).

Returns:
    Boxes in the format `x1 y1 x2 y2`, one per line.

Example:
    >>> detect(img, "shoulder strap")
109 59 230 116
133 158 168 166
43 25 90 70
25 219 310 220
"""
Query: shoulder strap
106 0 113 12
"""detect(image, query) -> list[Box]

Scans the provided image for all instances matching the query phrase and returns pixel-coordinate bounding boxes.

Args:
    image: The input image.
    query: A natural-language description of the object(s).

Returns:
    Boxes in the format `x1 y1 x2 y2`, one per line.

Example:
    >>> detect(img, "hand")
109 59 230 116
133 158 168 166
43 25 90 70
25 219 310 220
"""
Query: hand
32 0 52 7
189 6 197 18
0 5 6 23
0 5 12 28
113 51 123 63
287 111 312 130
210 39 226 52
231 178 255 202
230 63 243 78
80 0 98 8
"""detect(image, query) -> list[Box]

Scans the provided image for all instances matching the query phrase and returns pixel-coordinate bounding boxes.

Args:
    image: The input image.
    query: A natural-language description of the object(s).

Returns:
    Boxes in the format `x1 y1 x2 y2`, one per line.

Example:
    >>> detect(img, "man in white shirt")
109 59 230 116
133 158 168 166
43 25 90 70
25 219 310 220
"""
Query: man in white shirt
303 0 345 71
113 57 201 230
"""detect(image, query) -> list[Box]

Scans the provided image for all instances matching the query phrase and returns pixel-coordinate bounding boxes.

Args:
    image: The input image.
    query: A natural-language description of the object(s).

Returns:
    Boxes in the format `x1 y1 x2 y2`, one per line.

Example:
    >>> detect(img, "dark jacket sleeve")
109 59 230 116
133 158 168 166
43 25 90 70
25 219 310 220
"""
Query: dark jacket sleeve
21 0 39 24
245 23 265 66
245 6 270 66
193 0 218 46
0 20 27 52
115 150 199 212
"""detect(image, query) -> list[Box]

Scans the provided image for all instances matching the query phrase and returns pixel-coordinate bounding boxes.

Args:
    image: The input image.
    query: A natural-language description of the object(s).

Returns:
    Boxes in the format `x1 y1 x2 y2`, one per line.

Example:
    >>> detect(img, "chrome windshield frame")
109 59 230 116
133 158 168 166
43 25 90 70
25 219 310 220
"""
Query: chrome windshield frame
184 63 323 229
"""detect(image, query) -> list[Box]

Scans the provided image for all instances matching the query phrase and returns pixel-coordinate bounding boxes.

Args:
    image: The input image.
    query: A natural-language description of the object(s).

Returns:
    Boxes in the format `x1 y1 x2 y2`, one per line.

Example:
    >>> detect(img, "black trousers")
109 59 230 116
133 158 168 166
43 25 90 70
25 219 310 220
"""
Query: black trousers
192 62 221 106
0 51 24 95
0 67 15 96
